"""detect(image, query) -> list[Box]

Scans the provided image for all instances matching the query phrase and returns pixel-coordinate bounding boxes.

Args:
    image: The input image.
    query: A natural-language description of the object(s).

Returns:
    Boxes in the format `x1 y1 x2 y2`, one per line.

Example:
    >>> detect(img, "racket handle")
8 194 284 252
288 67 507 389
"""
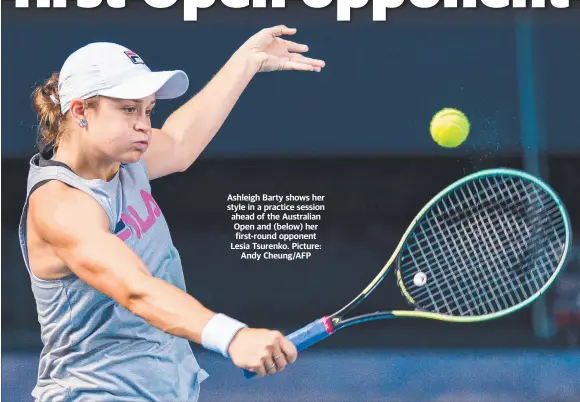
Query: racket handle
242 316 333 379
287 316 334 351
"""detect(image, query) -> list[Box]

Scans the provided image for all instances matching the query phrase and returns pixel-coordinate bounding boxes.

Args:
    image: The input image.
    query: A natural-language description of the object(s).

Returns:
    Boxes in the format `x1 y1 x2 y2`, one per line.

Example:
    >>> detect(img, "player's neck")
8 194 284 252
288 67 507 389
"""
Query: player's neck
53 141 120 182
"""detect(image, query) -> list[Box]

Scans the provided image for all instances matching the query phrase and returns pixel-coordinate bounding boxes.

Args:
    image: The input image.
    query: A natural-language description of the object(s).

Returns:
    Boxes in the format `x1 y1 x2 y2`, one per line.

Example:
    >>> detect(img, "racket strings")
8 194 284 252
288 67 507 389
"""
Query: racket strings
408 205 558 315
409 183 557 285
412 183 560 313
452 180 562 313
431 187 561 314
398 175 567 316
412 179 556 286
433 181 530 313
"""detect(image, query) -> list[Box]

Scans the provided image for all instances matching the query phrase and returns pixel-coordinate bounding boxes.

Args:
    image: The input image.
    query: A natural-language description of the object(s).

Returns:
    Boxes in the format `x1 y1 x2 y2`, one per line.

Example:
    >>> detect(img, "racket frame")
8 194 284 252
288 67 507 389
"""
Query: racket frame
243 168 572 379
330 168 572 328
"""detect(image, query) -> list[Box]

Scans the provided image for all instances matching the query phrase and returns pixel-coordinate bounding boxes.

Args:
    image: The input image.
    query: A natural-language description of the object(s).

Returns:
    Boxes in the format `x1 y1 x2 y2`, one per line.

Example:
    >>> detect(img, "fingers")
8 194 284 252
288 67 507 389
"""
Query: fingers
279 335 298 364
254 345 274 378
279 62 313 72
253 364 267 378
263 331 294 376
272 343 288 372
234 329 298 378
260 25 326 73
262 355 277 376
283 39 309 53
291 54 326 68
282 55 326 72
266 25 297 37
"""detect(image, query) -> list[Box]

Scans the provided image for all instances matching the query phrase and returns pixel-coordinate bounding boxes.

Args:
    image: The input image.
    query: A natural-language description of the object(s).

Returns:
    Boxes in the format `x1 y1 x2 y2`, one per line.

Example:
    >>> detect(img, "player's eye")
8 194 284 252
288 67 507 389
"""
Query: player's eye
123 107 137 114
146 109 155 116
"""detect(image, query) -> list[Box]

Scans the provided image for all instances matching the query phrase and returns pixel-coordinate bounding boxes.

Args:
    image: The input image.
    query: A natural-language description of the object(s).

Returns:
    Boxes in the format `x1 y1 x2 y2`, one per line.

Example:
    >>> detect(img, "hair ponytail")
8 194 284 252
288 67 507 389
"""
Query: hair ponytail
31 72 66 156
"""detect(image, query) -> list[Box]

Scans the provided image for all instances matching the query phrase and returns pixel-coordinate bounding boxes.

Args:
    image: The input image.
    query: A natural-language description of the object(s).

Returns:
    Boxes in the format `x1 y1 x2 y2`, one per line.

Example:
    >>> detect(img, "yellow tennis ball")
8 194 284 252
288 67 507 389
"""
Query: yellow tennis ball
430 108 470 148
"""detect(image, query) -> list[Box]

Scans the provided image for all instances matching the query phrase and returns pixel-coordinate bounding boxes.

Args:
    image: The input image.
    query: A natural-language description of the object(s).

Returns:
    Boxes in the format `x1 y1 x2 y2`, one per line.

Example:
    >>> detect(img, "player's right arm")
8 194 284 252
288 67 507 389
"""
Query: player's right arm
28 181 297 377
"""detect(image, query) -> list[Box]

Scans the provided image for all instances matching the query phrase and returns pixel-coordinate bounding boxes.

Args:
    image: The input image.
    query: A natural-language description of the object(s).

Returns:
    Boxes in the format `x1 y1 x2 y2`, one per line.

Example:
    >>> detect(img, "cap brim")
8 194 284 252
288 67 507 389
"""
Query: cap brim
97 70 189 100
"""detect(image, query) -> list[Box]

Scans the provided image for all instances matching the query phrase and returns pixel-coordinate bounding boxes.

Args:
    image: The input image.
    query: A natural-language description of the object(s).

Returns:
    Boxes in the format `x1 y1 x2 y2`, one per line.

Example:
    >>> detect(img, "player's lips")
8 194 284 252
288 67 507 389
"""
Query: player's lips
134 140 149 149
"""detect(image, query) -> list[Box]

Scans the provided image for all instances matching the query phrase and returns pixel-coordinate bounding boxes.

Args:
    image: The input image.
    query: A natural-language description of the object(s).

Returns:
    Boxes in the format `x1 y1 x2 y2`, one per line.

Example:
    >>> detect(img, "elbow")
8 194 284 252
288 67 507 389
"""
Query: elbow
173 154 197 173
174 160 190 173
124 274 152 317
170 146 194 173
165 130 204 173
175 141 202 172
125 290 146 318
125 292 143 317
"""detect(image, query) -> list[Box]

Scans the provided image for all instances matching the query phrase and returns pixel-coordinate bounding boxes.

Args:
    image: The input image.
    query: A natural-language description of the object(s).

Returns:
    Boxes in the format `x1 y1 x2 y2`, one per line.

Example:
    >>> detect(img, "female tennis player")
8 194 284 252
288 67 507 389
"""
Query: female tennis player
19 26 325 401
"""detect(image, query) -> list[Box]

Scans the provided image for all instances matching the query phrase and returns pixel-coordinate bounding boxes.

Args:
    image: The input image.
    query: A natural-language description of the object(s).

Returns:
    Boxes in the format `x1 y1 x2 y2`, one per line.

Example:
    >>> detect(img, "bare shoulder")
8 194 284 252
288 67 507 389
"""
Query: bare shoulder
28 180 110 246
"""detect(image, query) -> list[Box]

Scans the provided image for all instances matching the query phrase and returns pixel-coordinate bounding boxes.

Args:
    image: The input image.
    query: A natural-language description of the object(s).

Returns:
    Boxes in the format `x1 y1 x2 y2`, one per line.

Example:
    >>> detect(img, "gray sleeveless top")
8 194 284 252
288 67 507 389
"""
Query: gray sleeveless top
18 154 209 401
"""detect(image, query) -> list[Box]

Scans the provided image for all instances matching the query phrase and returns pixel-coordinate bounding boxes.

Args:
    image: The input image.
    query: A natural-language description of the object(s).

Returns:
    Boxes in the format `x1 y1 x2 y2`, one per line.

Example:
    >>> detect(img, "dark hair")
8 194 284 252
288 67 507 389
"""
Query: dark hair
31 72 66 156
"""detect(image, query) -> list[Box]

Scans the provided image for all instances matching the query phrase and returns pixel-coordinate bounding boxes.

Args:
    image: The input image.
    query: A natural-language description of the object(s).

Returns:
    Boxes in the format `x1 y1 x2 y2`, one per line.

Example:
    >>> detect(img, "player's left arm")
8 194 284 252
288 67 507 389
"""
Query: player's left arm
143 47 258 180
142 25 324 180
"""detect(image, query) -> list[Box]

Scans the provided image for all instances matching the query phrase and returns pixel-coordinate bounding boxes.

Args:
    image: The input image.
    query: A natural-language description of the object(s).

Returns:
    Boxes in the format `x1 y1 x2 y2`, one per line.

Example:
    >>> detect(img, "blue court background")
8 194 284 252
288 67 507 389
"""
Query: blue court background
3 350 580 401
2 3 580 401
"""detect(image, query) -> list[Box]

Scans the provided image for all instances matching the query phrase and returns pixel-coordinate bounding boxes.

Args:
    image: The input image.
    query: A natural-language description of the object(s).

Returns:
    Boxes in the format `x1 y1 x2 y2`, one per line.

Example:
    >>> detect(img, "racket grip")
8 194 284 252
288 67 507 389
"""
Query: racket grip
287 316 334 351
242 316 333 379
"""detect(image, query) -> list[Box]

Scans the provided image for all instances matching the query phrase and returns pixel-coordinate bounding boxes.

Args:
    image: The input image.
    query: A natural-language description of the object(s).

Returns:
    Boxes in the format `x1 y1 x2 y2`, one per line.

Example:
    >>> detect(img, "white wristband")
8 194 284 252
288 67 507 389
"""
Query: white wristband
201 313 248 358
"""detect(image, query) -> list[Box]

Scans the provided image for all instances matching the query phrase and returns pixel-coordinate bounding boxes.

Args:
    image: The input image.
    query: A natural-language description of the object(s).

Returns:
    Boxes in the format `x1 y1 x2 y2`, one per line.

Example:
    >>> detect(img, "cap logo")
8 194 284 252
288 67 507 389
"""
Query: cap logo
124 50 144 65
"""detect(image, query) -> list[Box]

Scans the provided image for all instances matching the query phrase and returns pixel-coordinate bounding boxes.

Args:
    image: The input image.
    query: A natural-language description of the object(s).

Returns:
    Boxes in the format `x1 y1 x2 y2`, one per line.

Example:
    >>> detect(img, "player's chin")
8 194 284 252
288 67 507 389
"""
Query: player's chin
119 148 147 164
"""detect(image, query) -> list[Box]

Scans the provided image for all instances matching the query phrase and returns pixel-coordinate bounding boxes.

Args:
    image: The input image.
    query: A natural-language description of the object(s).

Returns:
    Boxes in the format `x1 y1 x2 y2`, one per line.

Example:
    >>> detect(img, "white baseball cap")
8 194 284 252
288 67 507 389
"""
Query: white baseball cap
57 42 189 114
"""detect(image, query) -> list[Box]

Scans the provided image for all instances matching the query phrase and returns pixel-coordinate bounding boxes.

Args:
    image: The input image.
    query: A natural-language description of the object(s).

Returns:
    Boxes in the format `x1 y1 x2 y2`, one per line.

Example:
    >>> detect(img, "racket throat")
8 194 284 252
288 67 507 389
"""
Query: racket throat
337 312 397 330
322 316 336 334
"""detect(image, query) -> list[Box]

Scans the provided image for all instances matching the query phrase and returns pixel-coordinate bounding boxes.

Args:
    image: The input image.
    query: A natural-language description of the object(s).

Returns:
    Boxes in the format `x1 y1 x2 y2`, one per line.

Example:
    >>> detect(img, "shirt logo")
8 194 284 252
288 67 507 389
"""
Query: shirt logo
115 189 162 242
124 51 144 65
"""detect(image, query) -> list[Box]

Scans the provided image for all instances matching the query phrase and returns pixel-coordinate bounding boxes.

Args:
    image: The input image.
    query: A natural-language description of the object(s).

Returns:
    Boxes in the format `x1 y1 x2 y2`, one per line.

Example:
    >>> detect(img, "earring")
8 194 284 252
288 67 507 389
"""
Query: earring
79 119 87 128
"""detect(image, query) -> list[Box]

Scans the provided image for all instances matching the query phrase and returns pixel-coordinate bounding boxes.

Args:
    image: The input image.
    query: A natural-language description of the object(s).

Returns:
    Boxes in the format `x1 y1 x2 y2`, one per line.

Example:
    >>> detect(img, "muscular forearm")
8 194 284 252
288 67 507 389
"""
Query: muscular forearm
128 274 246 354
128 274 214 342
160 48 259 168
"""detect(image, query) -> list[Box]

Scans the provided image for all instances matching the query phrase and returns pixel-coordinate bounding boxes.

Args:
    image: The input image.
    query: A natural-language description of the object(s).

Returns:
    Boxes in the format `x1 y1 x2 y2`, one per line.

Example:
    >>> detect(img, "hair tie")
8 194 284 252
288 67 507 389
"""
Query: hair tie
49 94 60 105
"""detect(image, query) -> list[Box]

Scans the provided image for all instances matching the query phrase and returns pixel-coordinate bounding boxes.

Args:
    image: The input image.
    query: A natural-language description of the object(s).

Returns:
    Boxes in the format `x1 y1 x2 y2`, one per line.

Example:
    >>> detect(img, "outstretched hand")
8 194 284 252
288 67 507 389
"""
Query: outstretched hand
242 25 326 73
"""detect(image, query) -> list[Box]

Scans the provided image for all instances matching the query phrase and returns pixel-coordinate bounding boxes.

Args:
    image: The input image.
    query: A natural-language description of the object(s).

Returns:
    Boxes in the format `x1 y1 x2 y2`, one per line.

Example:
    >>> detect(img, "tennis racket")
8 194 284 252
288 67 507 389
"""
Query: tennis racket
243 167 572 379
